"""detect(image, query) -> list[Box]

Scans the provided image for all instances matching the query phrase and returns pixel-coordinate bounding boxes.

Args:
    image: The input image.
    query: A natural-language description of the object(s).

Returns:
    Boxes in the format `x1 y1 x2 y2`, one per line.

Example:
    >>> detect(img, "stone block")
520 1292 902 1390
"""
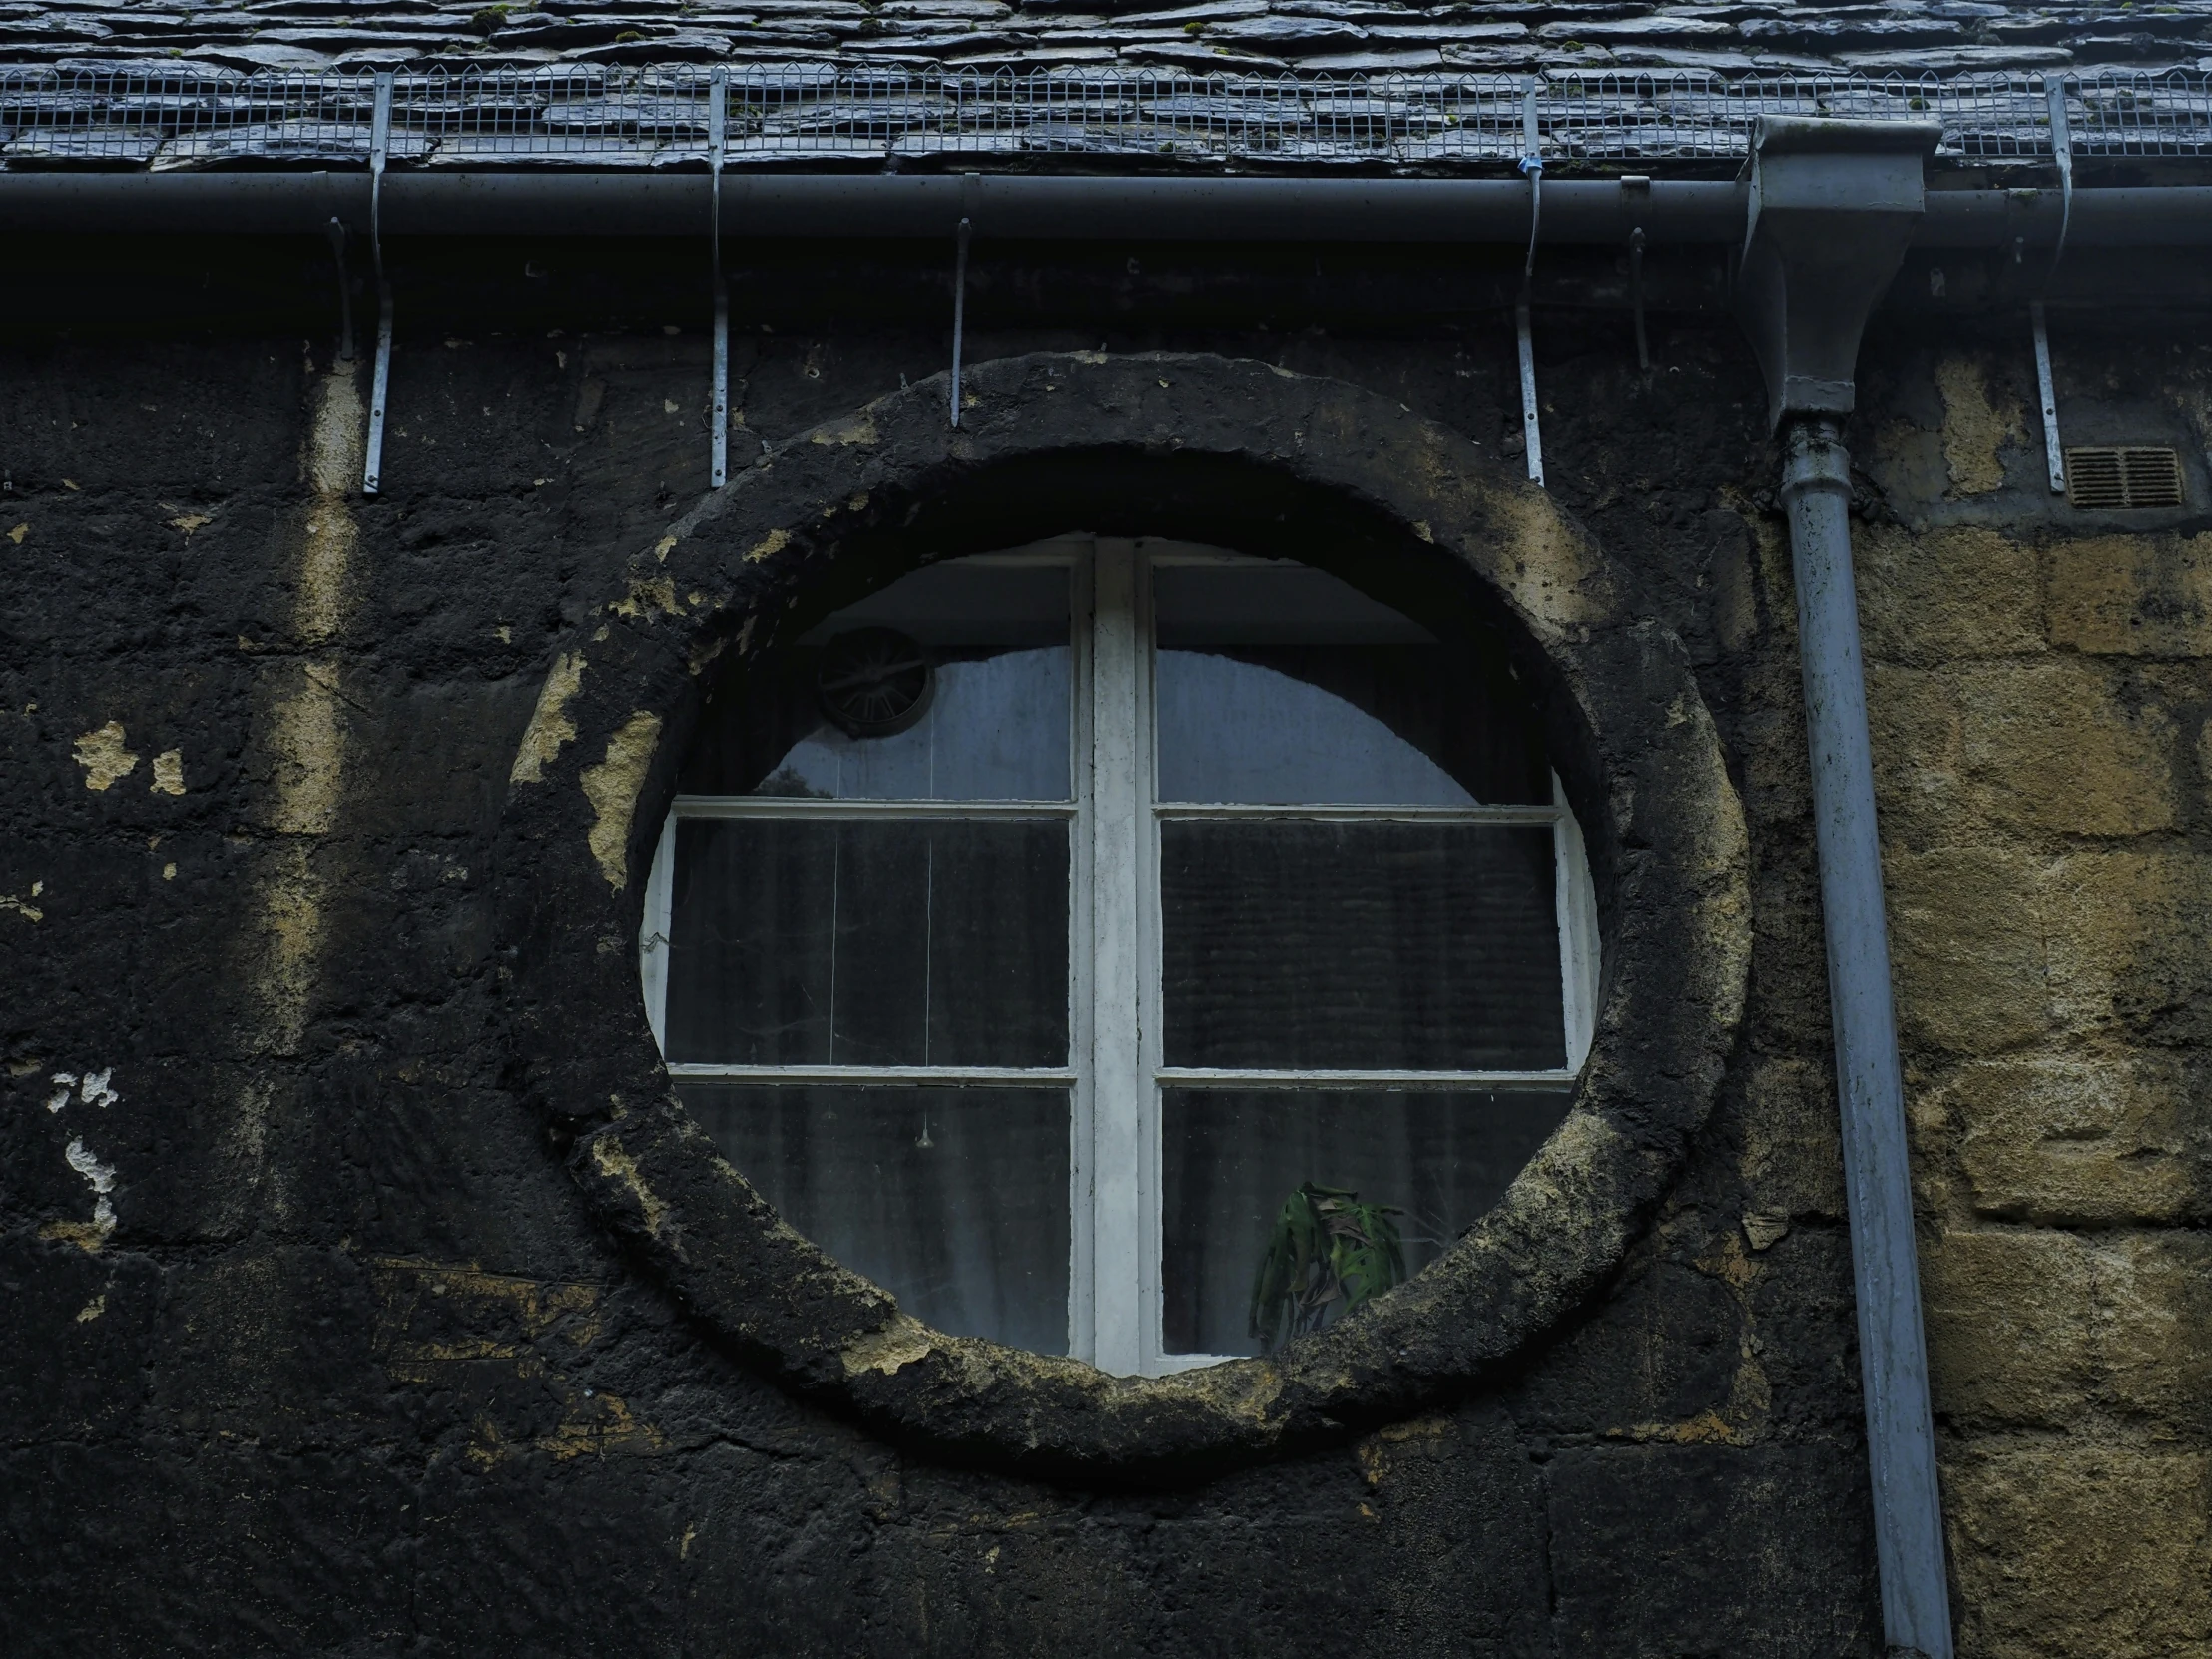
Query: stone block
1857 522 2045 666
1923 1229 2096 1430
1886 847 2050 1055
2043 850 2212 1045
1946 1446 2212 1659
1955 1051 2207 1225
1546 1444 1878 1658
2048 530 2212 657
2095 1231 2212 1433
1739 1056 1848 1221
1870 660 2180 843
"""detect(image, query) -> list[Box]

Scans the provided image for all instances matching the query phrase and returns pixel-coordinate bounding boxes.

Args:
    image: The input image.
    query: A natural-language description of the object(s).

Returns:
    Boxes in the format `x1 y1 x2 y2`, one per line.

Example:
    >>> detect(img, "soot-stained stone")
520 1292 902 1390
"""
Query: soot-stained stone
0 284 1916 1654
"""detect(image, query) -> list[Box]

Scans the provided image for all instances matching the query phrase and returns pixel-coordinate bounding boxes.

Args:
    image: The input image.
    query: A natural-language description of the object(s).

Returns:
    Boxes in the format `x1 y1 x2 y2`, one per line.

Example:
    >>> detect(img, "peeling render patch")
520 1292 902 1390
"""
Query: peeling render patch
270 661 345 838
150 749 185 796
49 1137 118 1253
510 651 586 786
295 369 367 645
73 722 139 790
47 1069 120 1112
222 362 368 1233
580 711 663 891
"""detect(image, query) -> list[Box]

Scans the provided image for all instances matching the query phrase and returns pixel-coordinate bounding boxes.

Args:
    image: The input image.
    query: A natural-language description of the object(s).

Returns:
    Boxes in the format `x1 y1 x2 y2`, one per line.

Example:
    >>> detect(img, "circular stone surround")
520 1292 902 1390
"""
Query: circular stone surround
492 351 1751 1482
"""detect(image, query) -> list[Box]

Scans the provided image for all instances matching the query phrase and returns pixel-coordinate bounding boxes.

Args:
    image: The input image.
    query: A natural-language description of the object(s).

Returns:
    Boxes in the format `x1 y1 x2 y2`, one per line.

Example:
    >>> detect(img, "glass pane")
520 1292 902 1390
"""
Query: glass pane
681 1083 1070 1355
1160 820 1564 1070
680 561 1071 801
665 817 1069 1067
1161 1086 1571 1357
1153 563 1548 806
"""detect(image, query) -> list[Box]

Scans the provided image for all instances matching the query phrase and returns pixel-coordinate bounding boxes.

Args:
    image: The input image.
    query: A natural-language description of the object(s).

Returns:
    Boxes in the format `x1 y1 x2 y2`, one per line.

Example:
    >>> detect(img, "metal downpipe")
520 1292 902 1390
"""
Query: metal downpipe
1780 417 1952 1659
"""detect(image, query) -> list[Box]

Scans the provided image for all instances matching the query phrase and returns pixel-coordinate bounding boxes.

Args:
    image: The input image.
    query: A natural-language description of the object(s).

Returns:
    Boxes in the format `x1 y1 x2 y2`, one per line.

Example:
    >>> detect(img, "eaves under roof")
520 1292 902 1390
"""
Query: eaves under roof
5 2 2212 172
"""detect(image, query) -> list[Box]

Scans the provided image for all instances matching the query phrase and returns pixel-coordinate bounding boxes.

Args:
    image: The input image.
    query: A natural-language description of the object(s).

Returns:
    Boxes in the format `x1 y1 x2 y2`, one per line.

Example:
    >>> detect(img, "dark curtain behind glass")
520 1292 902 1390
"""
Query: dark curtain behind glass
668 558 1077 1356
682 1083 1071 1355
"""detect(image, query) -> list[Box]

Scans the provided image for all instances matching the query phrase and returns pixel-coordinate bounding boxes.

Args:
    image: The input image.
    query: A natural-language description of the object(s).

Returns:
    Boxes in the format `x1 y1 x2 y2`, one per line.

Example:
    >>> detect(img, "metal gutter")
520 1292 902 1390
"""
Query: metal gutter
5 169 2212 246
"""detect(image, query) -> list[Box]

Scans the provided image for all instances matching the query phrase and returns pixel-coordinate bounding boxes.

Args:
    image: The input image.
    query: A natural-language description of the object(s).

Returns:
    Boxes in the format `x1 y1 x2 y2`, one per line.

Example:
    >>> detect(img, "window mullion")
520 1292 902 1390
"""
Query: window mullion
1067 547 1097 1364
1086 539 1148 1377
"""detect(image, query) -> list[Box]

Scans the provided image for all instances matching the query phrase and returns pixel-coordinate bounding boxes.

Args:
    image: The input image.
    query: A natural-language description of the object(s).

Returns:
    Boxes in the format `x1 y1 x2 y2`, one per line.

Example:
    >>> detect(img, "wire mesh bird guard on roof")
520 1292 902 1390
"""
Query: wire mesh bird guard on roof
1 63 2210 170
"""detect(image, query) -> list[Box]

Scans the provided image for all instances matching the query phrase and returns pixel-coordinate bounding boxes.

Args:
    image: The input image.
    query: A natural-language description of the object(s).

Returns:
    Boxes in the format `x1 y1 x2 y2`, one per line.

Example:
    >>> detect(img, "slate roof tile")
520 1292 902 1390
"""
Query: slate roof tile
1533 13 1732 37
1205 16 1371 51
9 0 2212 176
1836 42 2074 69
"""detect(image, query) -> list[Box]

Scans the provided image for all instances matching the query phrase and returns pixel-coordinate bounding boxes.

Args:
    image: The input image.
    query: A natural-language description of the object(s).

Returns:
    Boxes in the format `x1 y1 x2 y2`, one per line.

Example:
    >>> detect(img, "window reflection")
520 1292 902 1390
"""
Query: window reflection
681 562 1072 802
1153 563 1548 806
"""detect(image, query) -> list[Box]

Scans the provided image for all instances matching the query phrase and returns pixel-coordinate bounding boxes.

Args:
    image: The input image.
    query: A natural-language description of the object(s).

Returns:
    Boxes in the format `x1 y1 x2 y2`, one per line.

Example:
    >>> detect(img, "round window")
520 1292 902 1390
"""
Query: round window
639 535 1599 1377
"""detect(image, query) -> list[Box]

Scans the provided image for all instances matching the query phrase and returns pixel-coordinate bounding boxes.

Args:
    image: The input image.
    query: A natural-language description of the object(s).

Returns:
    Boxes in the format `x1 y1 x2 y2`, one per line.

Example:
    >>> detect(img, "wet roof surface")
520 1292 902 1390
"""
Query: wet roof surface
3 1 2207 79
4 4 2209 169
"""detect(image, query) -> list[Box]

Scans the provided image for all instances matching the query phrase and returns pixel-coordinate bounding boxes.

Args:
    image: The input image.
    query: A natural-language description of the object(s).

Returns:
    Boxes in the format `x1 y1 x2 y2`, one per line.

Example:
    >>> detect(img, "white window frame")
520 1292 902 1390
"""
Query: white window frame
641 535 1600 1378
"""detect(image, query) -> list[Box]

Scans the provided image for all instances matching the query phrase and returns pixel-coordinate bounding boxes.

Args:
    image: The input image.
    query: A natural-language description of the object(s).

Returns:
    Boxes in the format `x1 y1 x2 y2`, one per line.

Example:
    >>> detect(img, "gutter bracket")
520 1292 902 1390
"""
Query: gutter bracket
710 65 728 489
2046 77 2075 276
1735 114 1956 1659
950 171 976 429
2031 299 2065 494
363 69 395 496
1515 303 1544 487
1513 83 1544 486
1518 79 1543 282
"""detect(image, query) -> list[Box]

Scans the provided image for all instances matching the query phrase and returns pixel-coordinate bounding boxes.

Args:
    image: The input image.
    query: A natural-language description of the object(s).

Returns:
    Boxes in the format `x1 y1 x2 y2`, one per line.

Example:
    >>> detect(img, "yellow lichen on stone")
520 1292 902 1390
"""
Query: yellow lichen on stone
149 749 185 796
511 651 586 785
746 528 792 563
841 1315 935 1378
809 412 878 448
611 573 681 620
580 711 662 890
72 722 139 791
588 1134 672 1240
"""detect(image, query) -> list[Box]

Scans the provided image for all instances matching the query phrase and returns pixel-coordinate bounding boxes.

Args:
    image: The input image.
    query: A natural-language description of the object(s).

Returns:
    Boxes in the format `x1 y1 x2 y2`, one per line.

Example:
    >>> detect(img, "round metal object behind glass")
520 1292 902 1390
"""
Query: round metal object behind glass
818 626 935 738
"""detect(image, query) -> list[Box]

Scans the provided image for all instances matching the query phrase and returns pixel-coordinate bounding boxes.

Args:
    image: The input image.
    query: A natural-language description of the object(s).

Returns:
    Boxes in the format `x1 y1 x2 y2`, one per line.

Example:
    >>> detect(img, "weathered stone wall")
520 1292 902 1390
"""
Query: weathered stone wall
1858 318 2212 1659
0 245 2202 1655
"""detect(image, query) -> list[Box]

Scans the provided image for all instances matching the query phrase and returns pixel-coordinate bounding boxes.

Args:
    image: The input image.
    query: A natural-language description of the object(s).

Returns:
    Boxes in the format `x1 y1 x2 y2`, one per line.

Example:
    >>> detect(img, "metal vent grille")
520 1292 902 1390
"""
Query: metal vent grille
2065 447 2186 510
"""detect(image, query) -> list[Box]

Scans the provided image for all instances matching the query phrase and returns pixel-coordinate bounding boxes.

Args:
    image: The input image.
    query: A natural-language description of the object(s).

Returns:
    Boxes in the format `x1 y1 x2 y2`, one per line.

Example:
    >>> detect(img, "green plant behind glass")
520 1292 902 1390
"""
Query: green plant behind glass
1247 1182 1407 1351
